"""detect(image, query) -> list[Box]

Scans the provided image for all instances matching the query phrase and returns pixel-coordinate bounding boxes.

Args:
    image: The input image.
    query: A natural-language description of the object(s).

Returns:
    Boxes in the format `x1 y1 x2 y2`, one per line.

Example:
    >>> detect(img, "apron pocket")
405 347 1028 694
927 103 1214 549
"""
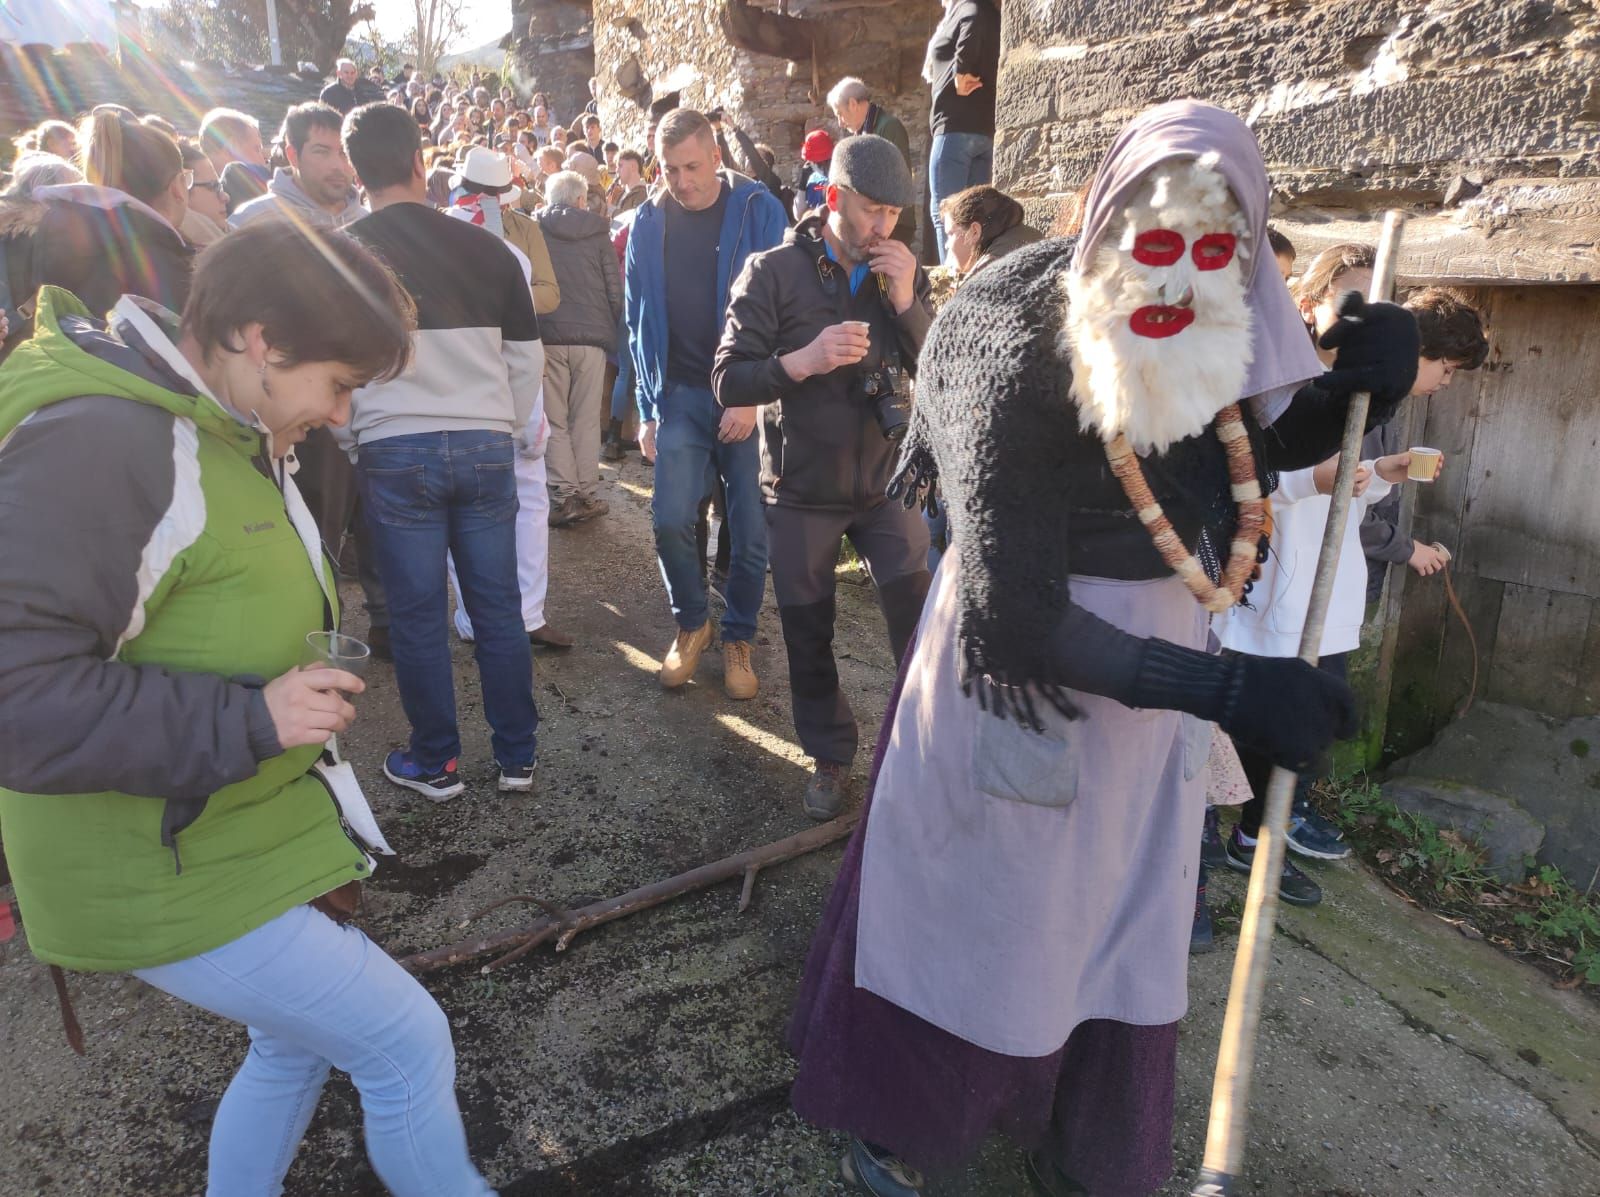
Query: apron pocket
971 710 1080 808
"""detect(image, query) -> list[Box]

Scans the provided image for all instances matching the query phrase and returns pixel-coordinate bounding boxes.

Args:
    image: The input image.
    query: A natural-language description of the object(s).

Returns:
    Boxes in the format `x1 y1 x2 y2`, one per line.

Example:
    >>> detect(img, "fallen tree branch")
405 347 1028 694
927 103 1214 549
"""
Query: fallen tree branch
397 811 861 976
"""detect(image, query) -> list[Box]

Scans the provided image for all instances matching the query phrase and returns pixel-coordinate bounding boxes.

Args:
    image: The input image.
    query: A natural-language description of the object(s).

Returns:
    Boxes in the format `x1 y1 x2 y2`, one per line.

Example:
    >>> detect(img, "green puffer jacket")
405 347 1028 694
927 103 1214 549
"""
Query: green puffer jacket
0 288 369 972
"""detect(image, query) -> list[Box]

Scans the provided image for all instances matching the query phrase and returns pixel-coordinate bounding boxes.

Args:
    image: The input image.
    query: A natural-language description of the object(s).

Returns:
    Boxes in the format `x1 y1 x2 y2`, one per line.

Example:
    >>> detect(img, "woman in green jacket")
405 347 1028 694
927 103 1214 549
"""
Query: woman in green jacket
0 221 494 1196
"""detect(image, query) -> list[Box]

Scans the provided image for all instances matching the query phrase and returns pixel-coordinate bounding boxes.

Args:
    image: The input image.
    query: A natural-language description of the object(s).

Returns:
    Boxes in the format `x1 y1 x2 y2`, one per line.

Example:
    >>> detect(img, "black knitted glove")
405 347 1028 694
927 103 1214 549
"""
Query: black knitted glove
1131 642 1357 773
1317 292 1420 412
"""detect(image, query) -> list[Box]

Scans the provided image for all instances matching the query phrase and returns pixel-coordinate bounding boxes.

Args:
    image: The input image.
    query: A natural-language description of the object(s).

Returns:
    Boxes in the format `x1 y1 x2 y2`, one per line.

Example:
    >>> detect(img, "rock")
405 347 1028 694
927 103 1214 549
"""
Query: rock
1380 778 1543 881
1386 701 1600 881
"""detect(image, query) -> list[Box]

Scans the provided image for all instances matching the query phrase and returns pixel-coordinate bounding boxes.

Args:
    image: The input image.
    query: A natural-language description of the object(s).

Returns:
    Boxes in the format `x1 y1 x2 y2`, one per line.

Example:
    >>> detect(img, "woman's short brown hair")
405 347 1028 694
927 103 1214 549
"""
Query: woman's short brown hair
939 184 1025 254
182 222 416 386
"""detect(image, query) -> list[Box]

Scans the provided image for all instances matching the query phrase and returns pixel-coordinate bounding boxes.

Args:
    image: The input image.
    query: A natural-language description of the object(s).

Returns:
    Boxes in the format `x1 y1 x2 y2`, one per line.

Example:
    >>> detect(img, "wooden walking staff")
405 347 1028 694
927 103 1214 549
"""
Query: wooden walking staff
1192 210 1407 1197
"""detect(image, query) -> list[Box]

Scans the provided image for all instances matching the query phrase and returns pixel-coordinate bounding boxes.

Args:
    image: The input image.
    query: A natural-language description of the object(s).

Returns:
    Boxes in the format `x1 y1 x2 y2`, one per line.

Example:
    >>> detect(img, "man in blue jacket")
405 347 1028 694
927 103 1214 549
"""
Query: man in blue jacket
625 108 787 700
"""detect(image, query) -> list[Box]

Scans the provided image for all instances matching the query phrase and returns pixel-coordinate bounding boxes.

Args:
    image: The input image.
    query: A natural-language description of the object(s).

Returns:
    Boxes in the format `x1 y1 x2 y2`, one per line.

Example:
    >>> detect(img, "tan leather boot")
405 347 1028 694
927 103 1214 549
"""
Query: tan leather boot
722 640 758 700
659 621 713 688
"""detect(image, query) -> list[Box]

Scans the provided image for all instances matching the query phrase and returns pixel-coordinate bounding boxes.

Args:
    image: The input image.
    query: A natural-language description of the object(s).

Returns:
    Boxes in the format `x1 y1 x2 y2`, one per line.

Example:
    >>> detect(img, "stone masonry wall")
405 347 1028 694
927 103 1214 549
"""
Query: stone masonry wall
589 0 940 196
996 0 1600 219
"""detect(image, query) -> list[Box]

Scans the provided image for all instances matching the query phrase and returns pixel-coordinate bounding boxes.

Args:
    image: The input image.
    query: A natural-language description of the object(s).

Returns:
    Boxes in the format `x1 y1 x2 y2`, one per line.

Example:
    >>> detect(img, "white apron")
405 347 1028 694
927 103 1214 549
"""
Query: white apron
856 560 1213 1057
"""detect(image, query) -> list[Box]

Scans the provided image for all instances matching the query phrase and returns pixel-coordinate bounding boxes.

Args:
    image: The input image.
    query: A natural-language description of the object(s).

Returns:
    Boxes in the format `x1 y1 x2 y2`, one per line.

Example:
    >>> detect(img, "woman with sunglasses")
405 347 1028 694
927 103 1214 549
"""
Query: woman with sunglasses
32 108 194 315
180 137 230 246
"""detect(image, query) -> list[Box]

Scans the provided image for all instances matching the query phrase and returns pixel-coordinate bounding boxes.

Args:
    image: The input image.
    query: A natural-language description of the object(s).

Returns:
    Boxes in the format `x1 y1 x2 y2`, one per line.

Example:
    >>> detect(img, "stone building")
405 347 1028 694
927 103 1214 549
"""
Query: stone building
994 0 1600 872
514 0 943 242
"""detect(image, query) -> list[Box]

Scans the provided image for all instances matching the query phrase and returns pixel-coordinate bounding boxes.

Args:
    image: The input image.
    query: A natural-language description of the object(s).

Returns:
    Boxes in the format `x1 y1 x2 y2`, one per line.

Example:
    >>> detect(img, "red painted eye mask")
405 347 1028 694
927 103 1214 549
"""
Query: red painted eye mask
1192 233 1236 270
1132 229 1184 267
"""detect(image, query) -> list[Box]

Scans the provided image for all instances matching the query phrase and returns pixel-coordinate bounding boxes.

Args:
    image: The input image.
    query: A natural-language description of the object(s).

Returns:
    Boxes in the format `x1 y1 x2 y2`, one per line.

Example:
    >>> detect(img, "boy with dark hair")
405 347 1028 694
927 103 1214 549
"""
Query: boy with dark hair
1361 287 1489 596
1266 224 1295 281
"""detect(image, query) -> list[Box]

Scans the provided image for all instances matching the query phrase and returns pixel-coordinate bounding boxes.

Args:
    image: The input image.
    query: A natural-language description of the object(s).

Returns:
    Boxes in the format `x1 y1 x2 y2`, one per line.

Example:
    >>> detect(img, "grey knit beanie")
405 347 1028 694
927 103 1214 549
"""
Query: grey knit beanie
828 134 915 208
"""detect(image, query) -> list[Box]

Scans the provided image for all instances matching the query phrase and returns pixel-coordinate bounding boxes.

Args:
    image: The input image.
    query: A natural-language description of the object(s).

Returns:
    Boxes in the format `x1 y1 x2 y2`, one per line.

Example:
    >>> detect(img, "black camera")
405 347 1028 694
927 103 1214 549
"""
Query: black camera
862 362 912 443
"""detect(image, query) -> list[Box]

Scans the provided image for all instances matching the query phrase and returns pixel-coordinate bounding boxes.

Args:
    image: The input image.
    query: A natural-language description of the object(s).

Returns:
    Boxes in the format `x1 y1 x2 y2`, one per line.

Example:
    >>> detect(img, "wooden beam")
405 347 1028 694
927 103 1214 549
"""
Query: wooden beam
1273 180 1600 286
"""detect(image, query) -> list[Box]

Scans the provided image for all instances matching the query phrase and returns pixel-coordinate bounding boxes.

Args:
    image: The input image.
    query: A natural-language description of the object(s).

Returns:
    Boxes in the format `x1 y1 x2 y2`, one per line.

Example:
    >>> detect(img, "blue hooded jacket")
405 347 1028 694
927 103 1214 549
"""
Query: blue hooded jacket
624 170 788 423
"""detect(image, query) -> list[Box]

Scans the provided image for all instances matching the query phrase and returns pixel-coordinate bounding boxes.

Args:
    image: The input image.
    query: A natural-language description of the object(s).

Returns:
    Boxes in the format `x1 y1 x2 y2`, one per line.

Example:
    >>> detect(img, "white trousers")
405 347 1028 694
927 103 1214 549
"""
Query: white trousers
449 451 550 638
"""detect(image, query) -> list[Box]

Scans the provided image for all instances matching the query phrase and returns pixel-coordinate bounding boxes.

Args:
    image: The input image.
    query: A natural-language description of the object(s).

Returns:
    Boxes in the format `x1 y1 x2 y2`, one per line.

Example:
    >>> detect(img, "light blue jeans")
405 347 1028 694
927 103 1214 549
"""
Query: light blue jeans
135 904 494 1197
929 131 994 263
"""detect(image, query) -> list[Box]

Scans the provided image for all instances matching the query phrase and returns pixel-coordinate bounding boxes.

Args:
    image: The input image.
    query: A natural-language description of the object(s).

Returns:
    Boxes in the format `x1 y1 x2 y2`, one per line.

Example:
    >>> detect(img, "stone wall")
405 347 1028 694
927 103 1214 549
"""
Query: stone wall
587 0 940 195
511 0 596 122
996 0 1600 220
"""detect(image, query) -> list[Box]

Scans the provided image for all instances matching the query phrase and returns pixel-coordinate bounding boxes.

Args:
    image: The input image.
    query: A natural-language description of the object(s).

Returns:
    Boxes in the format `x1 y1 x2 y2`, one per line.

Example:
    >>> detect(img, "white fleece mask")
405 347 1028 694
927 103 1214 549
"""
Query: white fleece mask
1064 156 1254 453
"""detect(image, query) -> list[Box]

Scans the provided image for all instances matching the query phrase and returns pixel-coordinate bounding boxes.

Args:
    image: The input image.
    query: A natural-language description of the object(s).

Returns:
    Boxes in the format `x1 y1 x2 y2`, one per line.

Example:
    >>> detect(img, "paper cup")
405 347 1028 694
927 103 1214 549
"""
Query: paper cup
841 320 870 334
1407 447 1443 482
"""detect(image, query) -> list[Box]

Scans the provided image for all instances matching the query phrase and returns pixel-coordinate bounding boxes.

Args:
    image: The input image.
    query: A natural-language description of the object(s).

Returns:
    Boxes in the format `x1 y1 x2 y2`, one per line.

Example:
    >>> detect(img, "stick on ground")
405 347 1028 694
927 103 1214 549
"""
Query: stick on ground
397 811 861 976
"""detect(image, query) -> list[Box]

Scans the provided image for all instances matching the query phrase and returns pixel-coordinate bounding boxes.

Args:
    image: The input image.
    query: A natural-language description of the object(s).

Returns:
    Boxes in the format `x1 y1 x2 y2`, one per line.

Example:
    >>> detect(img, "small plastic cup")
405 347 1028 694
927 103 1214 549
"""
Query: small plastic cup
841 320 871 334
1407 447 1443 482
302 631 371 689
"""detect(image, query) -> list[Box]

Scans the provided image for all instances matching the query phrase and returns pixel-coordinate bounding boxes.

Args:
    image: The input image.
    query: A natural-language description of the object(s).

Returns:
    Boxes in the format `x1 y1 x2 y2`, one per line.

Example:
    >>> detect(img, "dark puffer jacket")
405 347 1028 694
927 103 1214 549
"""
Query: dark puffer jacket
535 204 623 351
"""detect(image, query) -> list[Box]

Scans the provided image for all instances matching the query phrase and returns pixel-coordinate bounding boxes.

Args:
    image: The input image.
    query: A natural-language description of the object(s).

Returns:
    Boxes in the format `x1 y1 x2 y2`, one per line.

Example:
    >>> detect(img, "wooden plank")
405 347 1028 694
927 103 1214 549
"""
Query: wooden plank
1459 287 1600 598
1487 585 1593 716
1274 180 1600 285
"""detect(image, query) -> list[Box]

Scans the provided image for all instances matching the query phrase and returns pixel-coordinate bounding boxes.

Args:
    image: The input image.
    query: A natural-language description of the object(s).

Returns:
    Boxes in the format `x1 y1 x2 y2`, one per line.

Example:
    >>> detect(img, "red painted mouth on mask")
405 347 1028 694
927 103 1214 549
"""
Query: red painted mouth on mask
1130 306 1196 338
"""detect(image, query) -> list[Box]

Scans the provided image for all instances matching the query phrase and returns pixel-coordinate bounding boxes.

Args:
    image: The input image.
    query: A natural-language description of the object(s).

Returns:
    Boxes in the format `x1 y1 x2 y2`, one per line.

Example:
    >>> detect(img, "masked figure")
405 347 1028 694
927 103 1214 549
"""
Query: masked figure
786 101 1419 1197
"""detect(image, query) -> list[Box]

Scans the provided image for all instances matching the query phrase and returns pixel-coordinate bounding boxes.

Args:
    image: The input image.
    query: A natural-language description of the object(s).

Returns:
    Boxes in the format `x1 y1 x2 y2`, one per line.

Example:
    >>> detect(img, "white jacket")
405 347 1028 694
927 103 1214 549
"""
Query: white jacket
1218 462 1393 659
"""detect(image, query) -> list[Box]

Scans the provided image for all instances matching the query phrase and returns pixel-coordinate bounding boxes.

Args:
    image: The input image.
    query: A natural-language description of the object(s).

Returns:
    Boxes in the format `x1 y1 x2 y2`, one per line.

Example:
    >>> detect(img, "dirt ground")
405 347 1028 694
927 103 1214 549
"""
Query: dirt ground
4 455 1599 1197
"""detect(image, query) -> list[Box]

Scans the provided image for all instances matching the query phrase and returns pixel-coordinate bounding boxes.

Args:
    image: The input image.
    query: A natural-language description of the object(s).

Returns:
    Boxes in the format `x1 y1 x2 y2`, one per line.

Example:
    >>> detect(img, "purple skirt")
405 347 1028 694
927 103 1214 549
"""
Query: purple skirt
787 652 1179 1197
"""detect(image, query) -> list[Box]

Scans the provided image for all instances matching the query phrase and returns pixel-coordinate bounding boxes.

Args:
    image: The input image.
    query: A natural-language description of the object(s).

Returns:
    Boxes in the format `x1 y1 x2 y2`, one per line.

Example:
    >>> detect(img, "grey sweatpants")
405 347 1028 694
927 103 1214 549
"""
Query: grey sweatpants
767 501 931 766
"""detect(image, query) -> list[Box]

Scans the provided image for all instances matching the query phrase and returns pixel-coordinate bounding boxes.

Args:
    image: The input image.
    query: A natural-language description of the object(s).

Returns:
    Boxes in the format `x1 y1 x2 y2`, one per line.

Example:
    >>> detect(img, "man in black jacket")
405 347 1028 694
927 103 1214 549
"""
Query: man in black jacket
713 135 934 819
924 0 1000 263
320 59 385 116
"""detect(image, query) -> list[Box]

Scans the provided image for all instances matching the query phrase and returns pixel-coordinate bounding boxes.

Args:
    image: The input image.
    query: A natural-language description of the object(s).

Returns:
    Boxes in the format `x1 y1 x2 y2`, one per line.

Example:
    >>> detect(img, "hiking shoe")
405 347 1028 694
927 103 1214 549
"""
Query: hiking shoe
528 623 574 650
803 761 849 821
659 621 713 688
723 640 758 700
367 625 393 662
383 751 465 801
1200 805 1228 870
1024 1149 1090 1196
1190 877 1215 954
575 495 610 521
841 1137 924 1197
1287 798 1350 860
1225 828 1323 906
497 759 537 792
548 495 583 527
601 435 625 462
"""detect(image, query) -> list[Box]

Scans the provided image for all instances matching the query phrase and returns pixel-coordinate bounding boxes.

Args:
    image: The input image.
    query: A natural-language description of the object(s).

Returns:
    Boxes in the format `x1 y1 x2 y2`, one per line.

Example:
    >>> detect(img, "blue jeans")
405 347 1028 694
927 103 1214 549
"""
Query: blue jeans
610 311 636 423
929 131 994 263
651 383 768 642
134 905 494 1197
358 430 537 771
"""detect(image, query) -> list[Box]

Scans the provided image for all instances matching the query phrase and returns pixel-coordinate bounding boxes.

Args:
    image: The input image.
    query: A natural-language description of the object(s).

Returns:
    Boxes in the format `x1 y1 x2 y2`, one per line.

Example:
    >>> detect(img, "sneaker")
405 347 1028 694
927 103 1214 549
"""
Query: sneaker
1224 828 1323 906
659 621 713 688
1286 797 1350 860
1023 1149 1090 1196
528 623 574 650
548 495 583 528
367 625 393 662
383 750 465 802
803 761 849 821
1190 877 1215 954
574 494 610 522
1200 805 1228 870
841 1137 923 1197
498 759 537 792
723 640 758 700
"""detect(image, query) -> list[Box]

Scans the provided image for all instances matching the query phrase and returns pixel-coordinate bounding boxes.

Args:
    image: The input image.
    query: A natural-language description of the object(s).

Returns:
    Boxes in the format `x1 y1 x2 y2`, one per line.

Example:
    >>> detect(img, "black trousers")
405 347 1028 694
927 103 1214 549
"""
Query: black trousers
1235 651 1349 837
767 501 930 765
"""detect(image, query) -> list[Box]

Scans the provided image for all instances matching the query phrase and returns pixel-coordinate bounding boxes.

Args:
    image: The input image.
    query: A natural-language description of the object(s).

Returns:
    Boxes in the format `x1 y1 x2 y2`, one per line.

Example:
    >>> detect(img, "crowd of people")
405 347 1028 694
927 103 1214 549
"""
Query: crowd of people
0 1 1494 1191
